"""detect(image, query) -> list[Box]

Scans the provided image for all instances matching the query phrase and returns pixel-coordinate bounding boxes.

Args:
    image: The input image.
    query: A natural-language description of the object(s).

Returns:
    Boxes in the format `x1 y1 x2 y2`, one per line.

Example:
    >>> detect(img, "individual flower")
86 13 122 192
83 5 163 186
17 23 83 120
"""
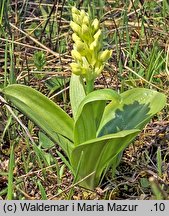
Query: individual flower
70 63 82 75
71 50 82 62
99 50 112 62
70 21 81 35
92 18 100 32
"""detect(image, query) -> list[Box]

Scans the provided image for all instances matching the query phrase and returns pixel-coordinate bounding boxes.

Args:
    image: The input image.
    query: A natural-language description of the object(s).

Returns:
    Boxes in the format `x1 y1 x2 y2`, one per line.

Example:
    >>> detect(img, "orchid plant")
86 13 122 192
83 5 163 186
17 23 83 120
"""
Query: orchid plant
1 7 166 190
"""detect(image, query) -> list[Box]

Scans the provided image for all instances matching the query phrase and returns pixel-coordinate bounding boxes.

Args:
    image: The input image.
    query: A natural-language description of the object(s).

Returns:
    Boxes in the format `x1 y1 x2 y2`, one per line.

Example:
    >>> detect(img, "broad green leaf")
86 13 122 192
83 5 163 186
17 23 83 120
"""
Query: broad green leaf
74 89 121 145
91 101 107 131
69 74 86 119
71 129 140 189
3 84 74 157
98 88 166 136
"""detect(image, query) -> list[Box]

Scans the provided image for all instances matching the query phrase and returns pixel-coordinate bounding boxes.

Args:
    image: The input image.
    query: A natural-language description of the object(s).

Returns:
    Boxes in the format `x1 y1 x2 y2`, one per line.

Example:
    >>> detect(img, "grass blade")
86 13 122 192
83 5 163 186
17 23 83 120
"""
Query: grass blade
7 142 15 200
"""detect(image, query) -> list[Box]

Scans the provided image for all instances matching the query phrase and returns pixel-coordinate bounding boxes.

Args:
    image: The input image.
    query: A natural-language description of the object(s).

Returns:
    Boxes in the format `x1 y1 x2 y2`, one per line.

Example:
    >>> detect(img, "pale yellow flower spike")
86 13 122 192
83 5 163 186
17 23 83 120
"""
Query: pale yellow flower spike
70 6 112 94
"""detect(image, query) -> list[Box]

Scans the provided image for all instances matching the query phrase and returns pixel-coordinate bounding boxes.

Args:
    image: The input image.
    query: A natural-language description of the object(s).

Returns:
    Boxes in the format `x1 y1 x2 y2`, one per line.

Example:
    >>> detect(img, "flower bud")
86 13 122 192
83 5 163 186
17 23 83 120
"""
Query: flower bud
90 55 97 66
82 57 90 68
71 50 82 61
99 50 112 62
72 33 81 43
70 63 81 75
83 15 90 25
95 65 104 76
72 7 80 15
94 29 102 40
81 57 90 75
75 40 85 52
92 18 100 31
70 21 81 35
72 14 80 24
80 10 86 19
89 40 98 51
82 24 89 35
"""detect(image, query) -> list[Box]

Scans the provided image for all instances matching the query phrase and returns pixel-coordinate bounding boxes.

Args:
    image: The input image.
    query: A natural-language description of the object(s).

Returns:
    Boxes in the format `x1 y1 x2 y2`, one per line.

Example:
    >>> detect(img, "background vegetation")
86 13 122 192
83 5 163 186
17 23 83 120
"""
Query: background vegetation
0 0 169 200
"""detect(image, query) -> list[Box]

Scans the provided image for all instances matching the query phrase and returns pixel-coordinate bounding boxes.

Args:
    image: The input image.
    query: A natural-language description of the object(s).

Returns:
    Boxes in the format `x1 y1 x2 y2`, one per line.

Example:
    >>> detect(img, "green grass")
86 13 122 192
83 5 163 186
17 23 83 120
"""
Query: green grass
0 0 169 200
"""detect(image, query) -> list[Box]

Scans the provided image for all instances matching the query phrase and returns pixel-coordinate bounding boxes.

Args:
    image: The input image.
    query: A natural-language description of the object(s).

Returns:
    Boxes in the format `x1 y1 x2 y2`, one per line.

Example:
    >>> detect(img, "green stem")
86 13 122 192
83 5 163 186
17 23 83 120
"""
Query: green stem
7 141 15 200
86 79 94 94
